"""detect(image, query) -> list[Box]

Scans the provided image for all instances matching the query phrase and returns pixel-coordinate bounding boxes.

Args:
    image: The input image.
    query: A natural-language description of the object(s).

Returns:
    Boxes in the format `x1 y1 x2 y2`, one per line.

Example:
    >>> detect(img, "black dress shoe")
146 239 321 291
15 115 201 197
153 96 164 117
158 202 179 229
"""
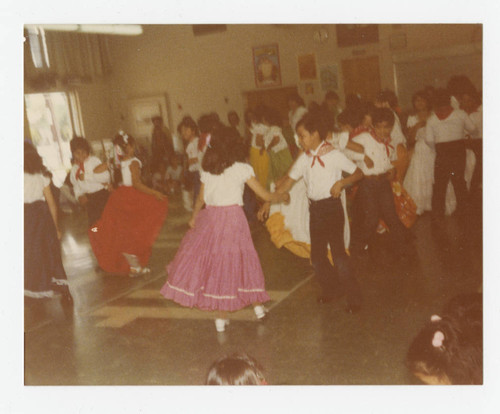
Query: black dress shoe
345 303 361 314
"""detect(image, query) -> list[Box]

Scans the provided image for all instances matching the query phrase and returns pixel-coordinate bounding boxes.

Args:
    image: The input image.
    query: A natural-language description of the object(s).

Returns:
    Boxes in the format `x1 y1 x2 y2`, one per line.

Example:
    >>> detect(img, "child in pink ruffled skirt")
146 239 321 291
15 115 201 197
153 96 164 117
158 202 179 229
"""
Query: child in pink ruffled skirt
161 126 288 332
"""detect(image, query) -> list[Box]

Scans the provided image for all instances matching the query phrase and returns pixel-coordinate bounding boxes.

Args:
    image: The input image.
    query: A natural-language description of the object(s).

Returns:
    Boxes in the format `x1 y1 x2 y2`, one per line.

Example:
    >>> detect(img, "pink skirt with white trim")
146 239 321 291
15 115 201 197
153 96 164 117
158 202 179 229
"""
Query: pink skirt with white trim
161 205 270 311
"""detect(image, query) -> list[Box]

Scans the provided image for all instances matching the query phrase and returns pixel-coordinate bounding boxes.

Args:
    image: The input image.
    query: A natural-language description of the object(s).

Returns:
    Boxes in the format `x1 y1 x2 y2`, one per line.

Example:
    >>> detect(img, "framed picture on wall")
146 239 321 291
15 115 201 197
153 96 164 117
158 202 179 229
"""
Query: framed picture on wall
298 53 318 81
320 65 339 91
252 44 281 88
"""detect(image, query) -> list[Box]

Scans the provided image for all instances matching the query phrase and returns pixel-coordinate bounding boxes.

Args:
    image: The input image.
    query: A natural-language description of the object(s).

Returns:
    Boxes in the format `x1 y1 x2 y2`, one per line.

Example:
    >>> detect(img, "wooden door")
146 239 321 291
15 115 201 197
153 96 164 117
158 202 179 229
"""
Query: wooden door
341 55 381 103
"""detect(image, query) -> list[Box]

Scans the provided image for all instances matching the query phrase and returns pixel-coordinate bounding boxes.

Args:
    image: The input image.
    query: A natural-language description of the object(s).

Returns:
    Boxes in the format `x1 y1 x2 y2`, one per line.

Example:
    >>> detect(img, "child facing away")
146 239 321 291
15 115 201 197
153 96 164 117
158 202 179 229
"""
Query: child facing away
407 293 482 385
206 353 267 385
273 111 364 312
160 126 289 332
88 132 168 276
69 136 111 228
24 142 73 303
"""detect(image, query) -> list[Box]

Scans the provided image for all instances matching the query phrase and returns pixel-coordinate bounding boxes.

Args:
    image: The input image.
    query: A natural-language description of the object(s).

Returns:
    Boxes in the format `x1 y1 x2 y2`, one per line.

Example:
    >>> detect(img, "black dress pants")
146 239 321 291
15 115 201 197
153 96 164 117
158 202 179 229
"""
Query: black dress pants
432 140 468 216
309 197 361 306
351 175 408 256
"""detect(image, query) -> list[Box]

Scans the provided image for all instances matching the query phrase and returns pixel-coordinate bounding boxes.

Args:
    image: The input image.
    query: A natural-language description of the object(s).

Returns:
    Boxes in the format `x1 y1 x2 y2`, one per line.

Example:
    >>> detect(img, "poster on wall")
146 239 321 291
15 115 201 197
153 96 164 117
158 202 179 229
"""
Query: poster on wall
252 44 281 88
320 65 339 91
298 53 318 81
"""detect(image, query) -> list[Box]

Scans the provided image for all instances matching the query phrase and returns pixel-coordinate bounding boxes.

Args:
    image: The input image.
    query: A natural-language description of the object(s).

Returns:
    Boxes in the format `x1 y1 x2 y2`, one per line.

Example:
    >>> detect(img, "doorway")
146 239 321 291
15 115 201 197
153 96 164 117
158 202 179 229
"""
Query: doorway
341 55 381 103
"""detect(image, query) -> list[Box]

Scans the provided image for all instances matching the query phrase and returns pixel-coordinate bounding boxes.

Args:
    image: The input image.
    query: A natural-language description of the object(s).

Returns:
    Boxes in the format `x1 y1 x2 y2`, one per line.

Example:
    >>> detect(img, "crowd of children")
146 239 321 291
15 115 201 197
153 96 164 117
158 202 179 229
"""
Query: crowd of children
24 73 482 385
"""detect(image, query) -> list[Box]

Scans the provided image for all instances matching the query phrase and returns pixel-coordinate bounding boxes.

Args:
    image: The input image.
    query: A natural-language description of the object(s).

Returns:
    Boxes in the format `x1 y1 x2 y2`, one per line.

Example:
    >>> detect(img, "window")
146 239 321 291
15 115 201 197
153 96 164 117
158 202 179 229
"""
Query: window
25 92 83 186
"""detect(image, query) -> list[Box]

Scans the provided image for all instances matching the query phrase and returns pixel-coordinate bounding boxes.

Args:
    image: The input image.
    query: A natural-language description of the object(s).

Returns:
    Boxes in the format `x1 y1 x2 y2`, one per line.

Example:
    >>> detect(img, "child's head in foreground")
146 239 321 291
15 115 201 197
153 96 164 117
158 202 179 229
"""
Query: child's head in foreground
406 293 482 385
206 353 266 385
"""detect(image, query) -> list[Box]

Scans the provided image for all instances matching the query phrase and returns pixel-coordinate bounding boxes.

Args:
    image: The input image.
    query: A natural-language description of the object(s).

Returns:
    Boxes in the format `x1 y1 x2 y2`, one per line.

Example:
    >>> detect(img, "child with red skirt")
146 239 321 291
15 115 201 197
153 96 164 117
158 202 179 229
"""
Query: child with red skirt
88 132 168 276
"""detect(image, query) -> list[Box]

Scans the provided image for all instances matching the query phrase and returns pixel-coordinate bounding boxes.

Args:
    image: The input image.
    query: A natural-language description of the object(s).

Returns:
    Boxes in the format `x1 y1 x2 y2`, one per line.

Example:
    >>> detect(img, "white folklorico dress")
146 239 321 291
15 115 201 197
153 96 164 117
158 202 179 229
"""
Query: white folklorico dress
403 115 436 215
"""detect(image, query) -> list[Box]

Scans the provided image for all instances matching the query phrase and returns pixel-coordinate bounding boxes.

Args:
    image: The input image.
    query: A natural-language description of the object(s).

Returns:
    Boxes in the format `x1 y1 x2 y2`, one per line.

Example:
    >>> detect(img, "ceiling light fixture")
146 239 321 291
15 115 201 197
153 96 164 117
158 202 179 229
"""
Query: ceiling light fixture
24 24 143 36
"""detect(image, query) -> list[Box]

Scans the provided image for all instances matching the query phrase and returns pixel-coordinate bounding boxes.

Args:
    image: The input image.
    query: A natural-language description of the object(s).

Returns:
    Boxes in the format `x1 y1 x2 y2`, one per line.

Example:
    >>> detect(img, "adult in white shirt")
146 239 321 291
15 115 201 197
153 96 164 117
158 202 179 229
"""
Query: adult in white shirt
460 89 482 197
69 137 110 227
425 89 477 217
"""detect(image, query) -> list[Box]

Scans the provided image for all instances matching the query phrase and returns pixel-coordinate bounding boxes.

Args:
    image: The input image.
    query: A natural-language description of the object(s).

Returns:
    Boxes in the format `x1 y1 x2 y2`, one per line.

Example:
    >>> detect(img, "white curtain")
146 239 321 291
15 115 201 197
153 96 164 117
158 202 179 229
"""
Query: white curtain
44 31 112 80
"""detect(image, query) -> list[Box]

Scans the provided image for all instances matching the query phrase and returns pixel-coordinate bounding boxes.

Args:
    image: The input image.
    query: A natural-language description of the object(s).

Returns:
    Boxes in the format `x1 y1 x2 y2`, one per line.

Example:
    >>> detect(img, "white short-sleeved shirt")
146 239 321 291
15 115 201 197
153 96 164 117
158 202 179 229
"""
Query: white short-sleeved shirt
328 131 349 151
264 125 288 153
288 144 357 201
201 162 255 206
24 172 50 203
389 110 407 157
70 155 110 199
121 157 142 187
186 138 201 172
250 123 269 149
167 165 182 181
352 132 393 176
407 114 427 143
468 106 482 140
425 109 477 145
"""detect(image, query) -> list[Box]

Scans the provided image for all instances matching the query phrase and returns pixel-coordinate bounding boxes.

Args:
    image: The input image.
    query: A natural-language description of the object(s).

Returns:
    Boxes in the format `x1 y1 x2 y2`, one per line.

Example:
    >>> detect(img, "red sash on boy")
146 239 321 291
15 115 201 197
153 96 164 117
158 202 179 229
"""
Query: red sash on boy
76 162 85 180
306 141 334 167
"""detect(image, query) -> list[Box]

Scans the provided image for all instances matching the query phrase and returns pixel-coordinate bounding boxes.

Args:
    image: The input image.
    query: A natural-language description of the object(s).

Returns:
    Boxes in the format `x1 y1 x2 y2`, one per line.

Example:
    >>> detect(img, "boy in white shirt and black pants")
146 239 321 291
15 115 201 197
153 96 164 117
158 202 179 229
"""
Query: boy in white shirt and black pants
349 108 412 261
276 112 364 313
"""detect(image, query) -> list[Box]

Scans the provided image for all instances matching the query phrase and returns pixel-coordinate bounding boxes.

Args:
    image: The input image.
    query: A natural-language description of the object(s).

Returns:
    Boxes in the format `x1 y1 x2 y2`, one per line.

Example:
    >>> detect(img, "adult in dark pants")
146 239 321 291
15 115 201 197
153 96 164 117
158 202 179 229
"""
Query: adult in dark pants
349 108 412 260
459 89 482 200
69 137 111 228
151 116 174 168
425 89 477 218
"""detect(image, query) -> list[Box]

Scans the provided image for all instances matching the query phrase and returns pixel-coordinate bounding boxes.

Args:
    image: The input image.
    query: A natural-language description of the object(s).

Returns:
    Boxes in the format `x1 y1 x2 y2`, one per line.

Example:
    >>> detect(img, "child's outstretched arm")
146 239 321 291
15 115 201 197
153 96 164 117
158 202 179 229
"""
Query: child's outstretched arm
130 160 166 201
189 184 205 228
330 167 363 198
246 176 291 204
43 184 62 239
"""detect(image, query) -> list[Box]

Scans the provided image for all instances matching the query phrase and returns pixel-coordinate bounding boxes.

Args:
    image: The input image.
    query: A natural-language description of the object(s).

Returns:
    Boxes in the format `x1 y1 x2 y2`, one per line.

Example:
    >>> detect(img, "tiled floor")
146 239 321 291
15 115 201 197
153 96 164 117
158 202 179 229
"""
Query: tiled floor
24 192 482 387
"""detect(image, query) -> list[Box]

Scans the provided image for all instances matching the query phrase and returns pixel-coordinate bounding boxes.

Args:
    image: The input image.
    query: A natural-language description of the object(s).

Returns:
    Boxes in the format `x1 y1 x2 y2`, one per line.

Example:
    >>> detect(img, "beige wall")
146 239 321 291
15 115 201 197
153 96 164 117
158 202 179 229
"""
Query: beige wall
106 24 481 136
24 24 482 144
